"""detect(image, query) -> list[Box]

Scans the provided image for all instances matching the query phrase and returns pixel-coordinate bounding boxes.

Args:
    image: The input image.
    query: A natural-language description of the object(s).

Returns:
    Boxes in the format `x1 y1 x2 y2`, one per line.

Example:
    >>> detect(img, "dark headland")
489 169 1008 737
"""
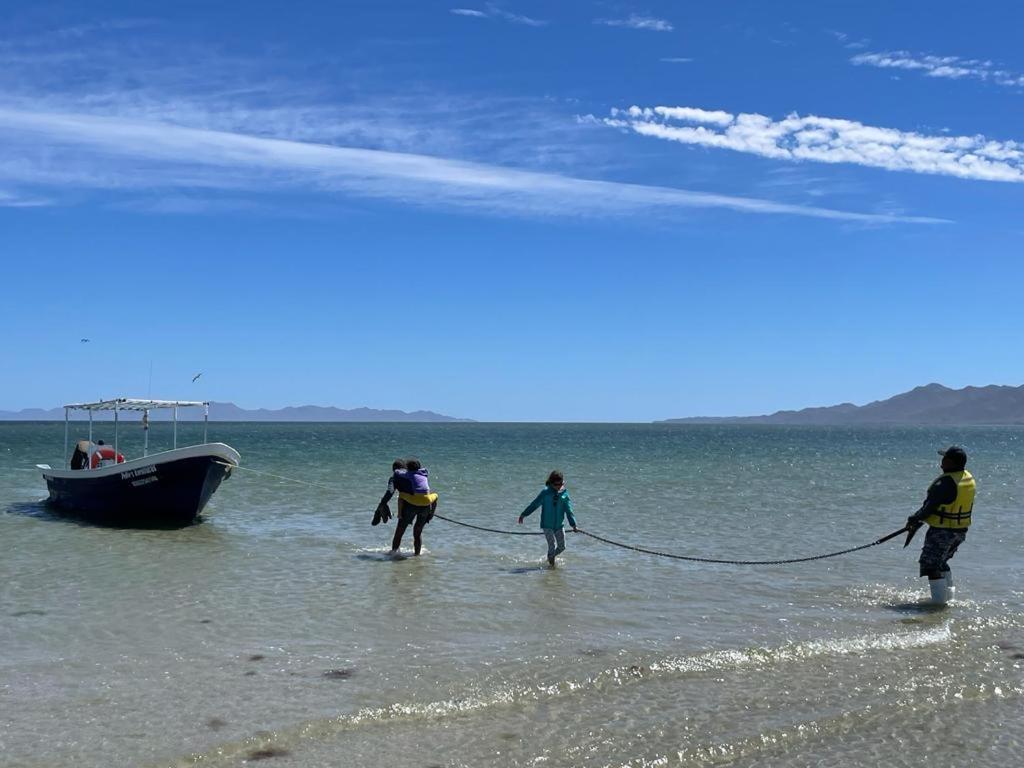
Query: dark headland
659 384 1024 426
0 402 472 423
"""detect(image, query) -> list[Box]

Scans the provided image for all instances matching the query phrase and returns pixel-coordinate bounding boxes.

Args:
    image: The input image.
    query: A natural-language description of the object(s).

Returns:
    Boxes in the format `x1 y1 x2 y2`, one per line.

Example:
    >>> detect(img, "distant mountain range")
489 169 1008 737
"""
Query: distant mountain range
660 384 1024 425
0 401 472 423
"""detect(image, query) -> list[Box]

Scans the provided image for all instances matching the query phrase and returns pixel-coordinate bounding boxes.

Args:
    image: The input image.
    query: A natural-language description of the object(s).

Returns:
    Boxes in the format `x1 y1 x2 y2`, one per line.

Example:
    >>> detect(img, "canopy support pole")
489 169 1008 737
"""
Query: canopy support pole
203 403 209 444
64 408 69 469
114 404 119 460
173 406 178 449
143 409 150 457
88 410 93 442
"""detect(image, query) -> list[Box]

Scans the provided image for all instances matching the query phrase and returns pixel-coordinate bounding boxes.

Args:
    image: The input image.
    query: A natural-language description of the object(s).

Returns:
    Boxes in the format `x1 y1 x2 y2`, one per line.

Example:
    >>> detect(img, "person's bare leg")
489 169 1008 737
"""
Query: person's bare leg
391 517 408 553
413 514 427 555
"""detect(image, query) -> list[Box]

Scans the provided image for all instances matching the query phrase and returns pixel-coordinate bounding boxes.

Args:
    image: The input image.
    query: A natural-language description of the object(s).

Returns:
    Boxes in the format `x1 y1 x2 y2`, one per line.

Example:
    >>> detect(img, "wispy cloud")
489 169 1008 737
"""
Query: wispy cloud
0 26 593 172
491 6 547 27
0 18 155 49
114 194 320 217
600 105 1024 183
660 57 693 64
0 25 941 225
0 108 942 224
827 30 868 50
0 190 51 207
449 5 547 27
851 50 1024 88
596 15 673 32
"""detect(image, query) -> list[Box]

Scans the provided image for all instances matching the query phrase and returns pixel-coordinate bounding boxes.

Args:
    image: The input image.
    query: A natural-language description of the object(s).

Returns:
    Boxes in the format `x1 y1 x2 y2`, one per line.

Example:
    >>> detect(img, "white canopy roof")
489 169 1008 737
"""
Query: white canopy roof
63 398 209 412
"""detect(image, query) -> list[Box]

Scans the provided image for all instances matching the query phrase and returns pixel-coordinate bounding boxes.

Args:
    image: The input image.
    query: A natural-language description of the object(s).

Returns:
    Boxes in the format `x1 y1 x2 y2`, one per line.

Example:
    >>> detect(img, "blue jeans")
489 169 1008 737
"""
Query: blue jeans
543 528 565 559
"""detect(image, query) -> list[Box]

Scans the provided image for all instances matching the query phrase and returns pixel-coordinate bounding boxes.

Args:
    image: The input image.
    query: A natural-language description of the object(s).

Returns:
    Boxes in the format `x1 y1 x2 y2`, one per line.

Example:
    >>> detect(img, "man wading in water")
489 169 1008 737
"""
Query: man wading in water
905 446 975 605
387 458 438 557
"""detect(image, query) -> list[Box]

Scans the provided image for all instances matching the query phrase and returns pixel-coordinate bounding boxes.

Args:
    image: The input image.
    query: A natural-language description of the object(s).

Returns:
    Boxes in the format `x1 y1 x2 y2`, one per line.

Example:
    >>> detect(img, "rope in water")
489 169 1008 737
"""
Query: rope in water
572 527 907 565
218 462 342 492
221 462 908 564
432 513 545 536
435 512 906 564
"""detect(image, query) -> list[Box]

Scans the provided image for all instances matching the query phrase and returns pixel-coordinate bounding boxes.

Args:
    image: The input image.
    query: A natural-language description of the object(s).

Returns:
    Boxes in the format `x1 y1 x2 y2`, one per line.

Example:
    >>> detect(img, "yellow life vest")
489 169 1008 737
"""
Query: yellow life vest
925 470 975 529
398 491 438 507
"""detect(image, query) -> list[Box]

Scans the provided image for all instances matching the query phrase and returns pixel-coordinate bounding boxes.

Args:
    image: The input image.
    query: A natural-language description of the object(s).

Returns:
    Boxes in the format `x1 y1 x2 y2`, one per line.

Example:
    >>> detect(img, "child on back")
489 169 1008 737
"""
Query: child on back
391 458 432 501
518 470 578 566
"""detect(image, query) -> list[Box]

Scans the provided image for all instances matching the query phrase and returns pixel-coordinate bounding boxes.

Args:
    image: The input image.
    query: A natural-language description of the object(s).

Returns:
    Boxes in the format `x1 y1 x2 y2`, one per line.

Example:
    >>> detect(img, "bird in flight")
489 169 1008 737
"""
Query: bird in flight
80 338 90 343
192 372 203 383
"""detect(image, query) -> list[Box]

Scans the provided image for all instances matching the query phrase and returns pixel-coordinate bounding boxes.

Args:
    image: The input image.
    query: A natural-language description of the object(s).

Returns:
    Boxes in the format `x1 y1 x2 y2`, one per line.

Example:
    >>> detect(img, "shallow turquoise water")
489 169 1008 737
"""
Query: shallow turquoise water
1 422 1022 767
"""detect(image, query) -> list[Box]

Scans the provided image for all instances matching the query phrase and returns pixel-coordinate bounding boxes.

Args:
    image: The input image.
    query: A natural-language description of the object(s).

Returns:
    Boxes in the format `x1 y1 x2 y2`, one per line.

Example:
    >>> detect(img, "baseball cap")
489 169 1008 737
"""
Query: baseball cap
938 445 967 463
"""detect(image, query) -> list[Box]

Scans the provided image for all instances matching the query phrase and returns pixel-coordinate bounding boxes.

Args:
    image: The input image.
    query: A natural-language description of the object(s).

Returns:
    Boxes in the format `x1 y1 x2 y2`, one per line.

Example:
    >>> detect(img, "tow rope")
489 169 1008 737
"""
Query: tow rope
432 513 545 536
222 463 910 565
434 512 909 565
569 525 909 565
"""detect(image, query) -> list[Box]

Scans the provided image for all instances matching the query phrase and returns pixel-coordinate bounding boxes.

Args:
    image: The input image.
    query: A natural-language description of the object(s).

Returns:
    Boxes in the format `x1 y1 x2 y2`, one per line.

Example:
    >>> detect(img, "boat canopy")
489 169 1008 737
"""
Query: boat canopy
59 398 212 467
63 398 209 412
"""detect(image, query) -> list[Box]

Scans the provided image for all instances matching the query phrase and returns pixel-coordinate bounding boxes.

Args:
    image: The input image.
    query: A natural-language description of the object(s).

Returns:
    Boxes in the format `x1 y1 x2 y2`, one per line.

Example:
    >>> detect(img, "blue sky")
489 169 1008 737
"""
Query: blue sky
1 1 1022 421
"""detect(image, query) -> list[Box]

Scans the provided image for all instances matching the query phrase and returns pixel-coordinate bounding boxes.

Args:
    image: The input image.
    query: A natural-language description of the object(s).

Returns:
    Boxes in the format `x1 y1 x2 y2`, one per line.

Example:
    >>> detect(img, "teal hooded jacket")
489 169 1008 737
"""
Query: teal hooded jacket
521 486 577 530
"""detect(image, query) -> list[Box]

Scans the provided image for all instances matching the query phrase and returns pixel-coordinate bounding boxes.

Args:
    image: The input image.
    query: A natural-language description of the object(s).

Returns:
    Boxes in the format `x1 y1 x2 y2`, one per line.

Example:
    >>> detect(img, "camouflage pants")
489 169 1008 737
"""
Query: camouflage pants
918 527 967 578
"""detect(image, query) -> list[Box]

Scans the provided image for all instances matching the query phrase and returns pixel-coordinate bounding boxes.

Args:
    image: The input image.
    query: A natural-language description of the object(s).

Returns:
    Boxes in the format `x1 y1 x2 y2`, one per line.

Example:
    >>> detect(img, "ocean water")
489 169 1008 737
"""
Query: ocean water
1 422 1022 768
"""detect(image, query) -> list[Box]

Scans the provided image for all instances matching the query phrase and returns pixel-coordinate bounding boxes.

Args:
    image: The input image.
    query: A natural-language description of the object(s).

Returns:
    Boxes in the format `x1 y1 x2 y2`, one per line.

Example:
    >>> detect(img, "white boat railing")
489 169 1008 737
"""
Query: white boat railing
62 399 211 469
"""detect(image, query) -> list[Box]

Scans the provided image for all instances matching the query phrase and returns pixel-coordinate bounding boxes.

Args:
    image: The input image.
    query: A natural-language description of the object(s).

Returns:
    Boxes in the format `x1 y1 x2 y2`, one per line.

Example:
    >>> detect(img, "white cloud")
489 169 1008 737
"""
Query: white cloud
826 30 869 50
0 29 596 173
0 108 943 224
449 5 547 26
490 6 547 27
851 50 1024 88
596 15 673 32
601 105 1024 183
0 190 51 207
114 195 314 217
0 28 941 226
660 57 693 64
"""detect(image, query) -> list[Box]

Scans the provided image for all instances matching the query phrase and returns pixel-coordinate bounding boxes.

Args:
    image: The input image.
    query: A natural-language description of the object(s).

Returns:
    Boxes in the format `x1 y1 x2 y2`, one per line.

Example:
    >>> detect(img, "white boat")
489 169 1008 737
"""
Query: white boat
38 398 240 527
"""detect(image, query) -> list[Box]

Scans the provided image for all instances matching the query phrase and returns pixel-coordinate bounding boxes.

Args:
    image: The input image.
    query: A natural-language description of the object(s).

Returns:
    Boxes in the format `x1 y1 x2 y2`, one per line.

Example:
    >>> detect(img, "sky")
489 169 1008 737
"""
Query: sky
1 0 1022 421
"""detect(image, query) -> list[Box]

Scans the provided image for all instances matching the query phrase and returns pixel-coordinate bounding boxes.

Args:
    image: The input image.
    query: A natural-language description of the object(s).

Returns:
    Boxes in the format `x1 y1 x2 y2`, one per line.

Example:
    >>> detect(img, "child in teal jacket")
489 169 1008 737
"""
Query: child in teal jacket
518 470 578 566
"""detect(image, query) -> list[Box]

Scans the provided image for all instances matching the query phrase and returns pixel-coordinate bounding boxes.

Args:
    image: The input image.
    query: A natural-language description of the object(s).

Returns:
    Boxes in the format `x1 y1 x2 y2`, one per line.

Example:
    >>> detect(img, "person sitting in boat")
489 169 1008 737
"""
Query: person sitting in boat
89 440 125 468
389 457 438 557
71 440 92 470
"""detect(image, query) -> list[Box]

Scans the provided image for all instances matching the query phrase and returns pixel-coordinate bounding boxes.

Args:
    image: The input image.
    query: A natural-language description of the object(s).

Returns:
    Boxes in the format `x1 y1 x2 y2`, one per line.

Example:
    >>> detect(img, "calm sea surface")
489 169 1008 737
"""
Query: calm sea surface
1 422 1022 768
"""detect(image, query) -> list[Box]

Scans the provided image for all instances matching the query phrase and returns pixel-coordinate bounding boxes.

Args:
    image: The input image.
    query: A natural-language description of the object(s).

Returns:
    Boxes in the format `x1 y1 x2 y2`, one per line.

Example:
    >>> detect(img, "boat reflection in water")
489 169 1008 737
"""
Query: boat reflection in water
38 398 240 527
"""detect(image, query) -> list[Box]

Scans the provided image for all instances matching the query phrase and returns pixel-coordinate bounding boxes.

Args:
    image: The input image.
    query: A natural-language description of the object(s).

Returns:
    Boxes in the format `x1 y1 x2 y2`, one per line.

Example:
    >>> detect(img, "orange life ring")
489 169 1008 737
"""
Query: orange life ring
90 447 125 468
